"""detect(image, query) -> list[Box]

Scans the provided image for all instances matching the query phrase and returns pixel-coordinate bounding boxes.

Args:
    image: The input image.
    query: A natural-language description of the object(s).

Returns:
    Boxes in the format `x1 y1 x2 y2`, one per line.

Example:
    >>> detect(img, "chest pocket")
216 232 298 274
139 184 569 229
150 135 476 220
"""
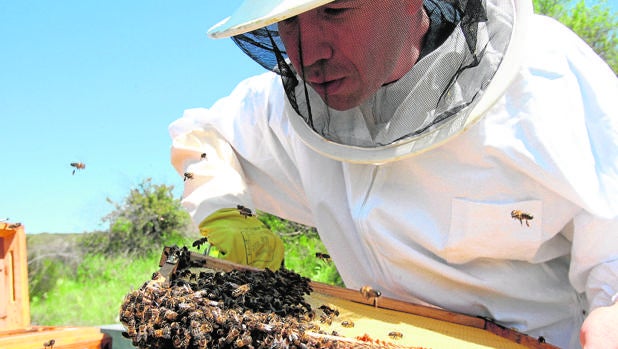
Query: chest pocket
443 198 544 264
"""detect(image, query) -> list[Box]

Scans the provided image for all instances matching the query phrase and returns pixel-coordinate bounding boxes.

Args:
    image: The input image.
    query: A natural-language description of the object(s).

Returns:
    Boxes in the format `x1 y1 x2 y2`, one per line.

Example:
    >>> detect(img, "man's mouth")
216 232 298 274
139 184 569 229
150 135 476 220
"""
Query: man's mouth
308 78 344 96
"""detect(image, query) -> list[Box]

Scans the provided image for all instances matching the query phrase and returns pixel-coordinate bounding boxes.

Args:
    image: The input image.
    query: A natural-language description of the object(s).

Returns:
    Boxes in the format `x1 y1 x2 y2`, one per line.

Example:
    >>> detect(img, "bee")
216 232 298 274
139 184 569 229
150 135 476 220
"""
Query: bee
235 333 252 348
319 313 333 325
511 210 534 227
192 237 209 250
315 252 331 262
153 327 171 339
196 338 210 348
200 152 208 160
341 320 355 328
120 309 133 322
170 322 181 331
177 302 196 314
232 283 251 297
177 269 193 279
236 205 253 218
225 327 241 344
200 323 214 333
388 331 403 340
360 285 382 299
163 309 178 321
43 339 56 349
172 334 190 349
360 285 382 308
319 303 340 317
8 222 22 229
183 172 194 181
70 162 86 175
144 307 159 322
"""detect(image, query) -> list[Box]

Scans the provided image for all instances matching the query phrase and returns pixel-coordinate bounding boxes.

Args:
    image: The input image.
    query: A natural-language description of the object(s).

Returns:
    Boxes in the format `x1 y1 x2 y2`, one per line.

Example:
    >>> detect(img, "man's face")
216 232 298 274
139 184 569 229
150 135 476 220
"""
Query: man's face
278 0 425 111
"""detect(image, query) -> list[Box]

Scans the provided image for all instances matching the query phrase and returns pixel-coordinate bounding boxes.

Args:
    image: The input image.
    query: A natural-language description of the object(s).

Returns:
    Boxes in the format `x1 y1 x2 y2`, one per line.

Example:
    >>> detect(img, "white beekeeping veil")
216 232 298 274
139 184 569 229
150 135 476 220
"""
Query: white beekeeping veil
208 0 531 163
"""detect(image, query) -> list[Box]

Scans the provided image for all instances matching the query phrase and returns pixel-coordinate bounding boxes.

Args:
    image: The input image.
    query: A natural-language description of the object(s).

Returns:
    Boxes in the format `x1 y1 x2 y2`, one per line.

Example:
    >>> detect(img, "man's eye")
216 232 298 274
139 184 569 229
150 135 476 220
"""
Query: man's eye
323 7 349 16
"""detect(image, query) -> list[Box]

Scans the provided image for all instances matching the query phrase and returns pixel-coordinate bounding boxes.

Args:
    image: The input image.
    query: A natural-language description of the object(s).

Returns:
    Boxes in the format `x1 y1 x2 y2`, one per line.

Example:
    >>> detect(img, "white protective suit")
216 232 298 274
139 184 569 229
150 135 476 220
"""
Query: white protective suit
169 4 618 349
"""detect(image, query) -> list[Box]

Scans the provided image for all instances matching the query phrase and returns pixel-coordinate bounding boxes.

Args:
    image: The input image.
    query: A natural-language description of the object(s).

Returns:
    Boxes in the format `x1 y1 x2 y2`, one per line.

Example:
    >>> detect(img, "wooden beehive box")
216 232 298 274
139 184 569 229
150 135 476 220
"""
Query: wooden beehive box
0 222 30 330
125 246 560 349
0 222 112 349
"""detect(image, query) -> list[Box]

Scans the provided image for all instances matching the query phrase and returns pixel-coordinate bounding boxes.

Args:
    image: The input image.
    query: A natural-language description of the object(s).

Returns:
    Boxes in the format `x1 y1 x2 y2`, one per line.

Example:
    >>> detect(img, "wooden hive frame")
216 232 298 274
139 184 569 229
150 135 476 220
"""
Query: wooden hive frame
155 246 560 349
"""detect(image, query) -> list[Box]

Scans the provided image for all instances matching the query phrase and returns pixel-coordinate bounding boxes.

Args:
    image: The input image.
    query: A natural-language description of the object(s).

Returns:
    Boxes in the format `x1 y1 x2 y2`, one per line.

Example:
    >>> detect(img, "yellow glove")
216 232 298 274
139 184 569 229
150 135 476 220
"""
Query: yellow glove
198 207 284 270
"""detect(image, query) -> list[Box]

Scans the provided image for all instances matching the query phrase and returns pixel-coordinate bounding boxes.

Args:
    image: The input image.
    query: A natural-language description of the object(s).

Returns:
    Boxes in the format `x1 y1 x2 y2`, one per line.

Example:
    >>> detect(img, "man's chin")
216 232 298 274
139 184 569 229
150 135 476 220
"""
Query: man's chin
320 95 361 111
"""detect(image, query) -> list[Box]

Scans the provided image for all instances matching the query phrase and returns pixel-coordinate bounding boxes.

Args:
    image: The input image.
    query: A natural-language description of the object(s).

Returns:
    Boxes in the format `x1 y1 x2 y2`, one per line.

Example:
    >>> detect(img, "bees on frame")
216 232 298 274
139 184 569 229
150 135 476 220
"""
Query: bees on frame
511 210 534 227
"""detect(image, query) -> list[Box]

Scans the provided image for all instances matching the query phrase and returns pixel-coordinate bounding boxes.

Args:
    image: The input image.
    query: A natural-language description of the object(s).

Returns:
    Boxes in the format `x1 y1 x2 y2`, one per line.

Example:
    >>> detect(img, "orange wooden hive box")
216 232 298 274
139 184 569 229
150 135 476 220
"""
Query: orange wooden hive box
0 222 112 349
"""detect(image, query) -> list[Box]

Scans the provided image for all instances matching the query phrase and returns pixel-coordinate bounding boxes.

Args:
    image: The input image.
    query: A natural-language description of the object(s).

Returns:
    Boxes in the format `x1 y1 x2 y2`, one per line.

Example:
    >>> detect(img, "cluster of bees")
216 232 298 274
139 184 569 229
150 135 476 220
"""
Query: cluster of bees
120 246 411 348
120 258 350 348
169 267 313 318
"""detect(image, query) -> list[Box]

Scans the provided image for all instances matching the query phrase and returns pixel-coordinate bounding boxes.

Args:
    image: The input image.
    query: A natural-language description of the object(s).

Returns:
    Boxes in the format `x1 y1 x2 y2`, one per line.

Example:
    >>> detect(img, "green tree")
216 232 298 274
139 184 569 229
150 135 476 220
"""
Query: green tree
80 178 193 257
533 0 618 73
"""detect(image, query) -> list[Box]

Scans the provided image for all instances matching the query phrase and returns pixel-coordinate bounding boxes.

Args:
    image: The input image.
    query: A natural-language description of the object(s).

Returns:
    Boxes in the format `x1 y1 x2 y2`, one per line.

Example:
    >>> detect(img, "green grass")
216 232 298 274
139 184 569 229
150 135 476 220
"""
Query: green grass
30 251 162 326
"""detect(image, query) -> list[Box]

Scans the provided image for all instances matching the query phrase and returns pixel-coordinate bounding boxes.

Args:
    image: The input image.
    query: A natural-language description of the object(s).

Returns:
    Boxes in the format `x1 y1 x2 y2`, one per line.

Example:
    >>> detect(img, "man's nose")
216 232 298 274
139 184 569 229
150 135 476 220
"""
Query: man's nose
297 12 333 67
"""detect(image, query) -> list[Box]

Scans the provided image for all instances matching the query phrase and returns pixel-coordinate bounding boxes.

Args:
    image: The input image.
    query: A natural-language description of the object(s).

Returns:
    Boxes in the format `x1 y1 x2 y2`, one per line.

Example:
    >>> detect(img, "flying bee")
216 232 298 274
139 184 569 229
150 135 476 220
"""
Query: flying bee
70 162 86 175
360 285 382 308
236 205 253 218
200 152 208 160
232 283 251 297
315 252 331 262
511 210 534 227
183 172 194 181
388 331 403 340
192 237 209 250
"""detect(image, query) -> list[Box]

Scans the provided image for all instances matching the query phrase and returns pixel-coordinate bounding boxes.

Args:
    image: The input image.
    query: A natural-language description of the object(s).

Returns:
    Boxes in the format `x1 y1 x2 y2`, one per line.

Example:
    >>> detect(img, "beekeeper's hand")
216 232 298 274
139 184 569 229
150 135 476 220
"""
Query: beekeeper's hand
198 207 284 270
580 300 618 348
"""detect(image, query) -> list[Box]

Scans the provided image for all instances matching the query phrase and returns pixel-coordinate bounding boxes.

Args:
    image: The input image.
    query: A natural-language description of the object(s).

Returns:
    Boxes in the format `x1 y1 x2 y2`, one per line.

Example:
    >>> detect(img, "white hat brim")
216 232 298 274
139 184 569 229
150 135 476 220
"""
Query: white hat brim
207 0 335 39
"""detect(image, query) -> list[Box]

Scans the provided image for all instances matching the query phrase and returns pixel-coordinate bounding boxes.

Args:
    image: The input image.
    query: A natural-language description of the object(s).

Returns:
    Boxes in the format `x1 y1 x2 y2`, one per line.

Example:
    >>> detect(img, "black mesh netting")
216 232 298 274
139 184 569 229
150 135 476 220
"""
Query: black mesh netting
229 0 512 150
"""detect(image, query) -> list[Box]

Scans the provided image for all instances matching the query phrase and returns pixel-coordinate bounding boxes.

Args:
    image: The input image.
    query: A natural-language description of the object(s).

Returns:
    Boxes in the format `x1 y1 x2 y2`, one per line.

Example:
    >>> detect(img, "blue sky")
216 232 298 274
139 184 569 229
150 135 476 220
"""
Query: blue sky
1 2 616 234
0 1 264 234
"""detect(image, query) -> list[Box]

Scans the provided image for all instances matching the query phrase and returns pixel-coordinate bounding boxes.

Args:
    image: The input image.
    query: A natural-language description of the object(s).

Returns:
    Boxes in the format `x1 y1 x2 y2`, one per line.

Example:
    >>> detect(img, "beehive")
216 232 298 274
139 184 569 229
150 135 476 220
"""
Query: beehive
0 222 30 330
0 222 112 349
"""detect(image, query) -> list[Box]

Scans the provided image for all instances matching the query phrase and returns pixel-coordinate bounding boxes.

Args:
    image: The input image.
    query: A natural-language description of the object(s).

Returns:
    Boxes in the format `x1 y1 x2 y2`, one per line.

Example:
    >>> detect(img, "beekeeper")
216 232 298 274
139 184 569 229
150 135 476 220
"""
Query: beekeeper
169 1 618 348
